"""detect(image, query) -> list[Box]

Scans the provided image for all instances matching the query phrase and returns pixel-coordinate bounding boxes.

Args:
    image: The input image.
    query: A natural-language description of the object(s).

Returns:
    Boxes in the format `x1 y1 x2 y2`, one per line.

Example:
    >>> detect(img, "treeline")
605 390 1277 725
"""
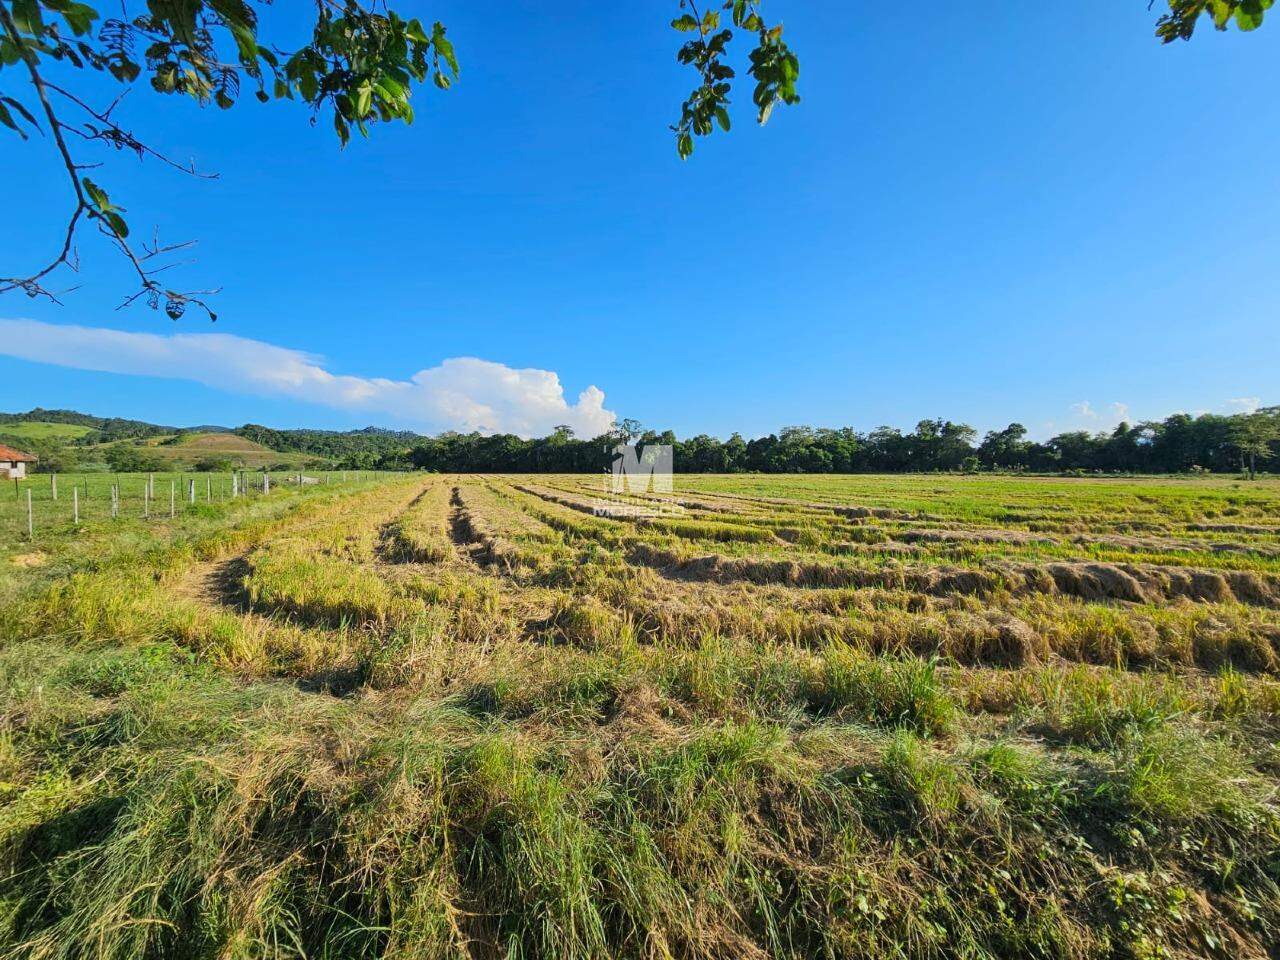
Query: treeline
403 410 1279 476
6 407 1277 476
235 423 423 460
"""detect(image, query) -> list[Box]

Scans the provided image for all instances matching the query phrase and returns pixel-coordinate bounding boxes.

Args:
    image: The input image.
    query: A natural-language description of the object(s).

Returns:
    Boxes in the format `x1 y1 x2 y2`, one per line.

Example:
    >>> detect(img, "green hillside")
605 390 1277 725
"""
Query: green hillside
0 421 95 441
0 410 417 469
137 432 318 469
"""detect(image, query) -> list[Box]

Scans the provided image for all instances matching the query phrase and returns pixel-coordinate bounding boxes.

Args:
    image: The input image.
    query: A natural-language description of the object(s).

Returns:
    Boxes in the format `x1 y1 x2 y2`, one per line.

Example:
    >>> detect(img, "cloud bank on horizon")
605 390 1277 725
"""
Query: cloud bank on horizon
0 319 616 438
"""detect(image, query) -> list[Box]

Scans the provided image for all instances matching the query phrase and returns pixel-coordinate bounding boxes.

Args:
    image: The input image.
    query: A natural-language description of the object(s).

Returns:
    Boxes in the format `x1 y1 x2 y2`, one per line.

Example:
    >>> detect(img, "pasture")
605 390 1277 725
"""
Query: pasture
1 472 1279 959
0 421 95 441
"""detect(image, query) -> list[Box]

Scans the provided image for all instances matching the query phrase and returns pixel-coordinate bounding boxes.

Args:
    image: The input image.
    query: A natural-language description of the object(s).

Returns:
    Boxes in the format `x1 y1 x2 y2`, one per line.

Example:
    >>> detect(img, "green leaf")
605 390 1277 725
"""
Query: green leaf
1235 2 1267 28
714 106 731 132
105 210 129 239
298 70 319 103
53 2 98 36
82 178 111 212
0 101 27 139
672 14 699 32
109 59 142 83
406 18 431 44
432 23 458 75
1 95 37 131
10 0 43 35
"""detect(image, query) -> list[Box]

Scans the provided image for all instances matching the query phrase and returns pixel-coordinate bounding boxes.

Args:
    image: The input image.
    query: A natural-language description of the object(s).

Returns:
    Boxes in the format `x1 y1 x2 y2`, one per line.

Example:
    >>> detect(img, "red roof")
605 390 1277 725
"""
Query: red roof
0 443 37 462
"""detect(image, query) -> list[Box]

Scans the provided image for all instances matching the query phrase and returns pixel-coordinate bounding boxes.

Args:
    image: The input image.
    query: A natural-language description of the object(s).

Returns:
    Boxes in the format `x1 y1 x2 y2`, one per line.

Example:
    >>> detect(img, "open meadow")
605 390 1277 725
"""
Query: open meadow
1 472 1279 959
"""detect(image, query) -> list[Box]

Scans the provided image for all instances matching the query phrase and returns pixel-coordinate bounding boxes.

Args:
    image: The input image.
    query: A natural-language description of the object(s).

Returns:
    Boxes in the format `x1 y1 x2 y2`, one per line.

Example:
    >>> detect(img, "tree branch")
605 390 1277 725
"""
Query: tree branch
0 2 219 318
0 1 89 300
44 82 219 179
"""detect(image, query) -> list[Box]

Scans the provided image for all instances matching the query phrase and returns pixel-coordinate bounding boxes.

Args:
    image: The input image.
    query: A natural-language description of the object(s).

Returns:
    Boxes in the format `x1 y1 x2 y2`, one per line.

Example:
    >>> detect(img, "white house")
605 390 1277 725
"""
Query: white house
0 443 37 480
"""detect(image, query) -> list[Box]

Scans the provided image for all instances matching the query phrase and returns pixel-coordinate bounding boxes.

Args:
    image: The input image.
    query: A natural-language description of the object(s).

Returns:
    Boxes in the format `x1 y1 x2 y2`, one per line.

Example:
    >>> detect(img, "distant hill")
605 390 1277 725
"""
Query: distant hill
0 408 180 441
0 409 425 469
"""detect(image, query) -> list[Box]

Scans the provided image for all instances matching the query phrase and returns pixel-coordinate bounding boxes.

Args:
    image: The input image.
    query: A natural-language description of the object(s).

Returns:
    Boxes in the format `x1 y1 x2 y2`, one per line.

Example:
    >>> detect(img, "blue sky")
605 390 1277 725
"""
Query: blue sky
1 1 1277 439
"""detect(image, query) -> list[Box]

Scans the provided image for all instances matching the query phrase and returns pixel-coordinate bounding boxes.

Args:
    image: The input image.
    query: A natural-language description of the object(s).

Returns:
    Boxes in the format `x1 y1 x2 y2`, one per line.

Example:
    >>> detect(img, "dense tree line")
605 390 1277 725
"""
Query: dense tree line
405 410 1280 476
235 424 423 462
5 407 1277 476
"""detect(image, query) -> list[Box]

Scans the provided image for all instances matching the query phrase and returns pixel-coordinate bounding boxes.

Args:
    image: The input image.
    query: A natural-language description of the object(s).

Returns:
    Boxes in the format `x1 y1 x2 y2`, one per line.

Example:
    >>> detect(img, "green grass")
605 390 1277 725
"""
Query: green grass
0 420 94 441
1 473 1279 958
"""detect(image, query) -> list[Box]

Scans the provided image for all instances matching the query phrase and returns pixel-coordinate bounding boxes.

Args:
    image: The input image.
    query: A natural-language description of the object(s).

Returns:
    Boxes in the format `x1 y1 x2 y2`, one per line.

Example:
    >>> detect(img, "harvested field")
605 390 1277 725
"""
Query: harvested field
2 472 1280 959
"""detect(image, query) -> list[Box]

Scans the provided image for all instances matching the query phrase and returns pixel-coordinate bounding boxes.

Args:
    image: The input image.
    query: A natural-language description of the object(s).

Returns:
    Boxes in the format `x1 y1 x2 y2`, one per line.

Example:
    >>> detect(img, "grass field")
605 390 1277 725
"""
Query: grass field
1 472 1279 959
137 432 320 469
0 420 95 441
1 469 376 543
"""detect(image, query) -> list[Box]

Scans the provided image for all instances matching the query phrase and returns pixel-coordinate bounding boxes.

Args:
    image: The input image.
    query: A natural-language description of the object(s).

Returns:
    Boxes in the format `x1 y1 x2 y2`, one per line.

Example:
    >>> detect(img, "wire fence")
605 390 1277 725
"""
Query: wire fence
4 470 390 542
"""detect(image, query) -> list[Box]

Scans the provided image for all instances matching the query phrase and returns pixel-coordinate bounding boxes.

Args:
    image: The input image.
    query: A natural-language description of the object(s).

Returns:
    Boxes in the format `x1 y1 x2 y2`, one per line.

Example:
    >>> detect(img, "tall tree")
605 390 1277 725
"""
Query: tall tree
1230 411 1279 478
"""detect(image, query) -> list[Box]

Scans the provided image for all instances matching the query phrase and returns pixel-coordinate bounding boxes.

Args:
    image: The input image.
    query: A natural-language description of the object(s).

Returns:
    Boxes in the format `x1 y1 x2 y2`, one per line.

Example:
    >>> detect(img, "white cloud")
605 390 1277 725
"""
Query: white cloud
1226 397 1262 414
1060 399 1132 436
0 319 616 438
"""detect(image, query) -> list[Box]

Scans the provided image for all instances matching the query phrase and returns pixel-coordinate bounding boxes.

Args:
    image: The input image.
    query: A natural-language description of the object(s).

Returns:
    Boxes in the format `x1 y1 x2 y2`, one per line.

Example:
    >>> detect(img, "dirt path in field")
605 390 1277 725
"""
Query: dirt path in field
448 485 490 565
175 552 254 612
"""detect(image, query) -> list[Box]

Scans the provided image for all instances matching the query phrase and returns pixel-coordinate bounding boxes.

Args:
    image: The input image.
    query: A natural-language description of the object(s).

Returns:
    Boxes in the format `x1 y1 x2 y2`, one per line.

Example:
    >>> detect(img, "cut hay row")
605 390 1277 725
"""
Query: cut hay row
541 479 1280 576
543 476 771 517
379 478 453 563
484 484 1280 673
450 483 569 574
241 479 436 629
893 527 1280 562
627 540 1280 609
664 485 934 522
502 481 635 546
679 475 1280 533
513 481 786 545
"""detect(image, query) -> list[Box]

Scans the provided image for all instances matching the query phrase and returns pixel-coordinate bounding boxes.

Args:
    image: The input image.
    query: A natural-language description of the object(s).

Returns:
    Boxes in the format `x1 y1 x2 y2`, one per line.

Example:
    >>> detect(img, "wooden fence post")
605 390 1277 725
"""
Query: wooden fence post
170 481 175 518
73 487 79 524
189 479 196 504
51 473 57 501
26 489 33 539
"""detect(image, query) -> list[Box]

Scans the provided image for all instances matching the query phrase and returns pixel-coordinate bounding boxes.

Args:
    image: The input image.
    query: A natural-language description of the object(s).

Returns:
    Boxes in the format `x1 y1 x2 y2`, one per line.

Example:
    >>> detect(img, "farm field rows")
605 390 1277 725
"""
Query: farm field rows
1 472 1279 958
